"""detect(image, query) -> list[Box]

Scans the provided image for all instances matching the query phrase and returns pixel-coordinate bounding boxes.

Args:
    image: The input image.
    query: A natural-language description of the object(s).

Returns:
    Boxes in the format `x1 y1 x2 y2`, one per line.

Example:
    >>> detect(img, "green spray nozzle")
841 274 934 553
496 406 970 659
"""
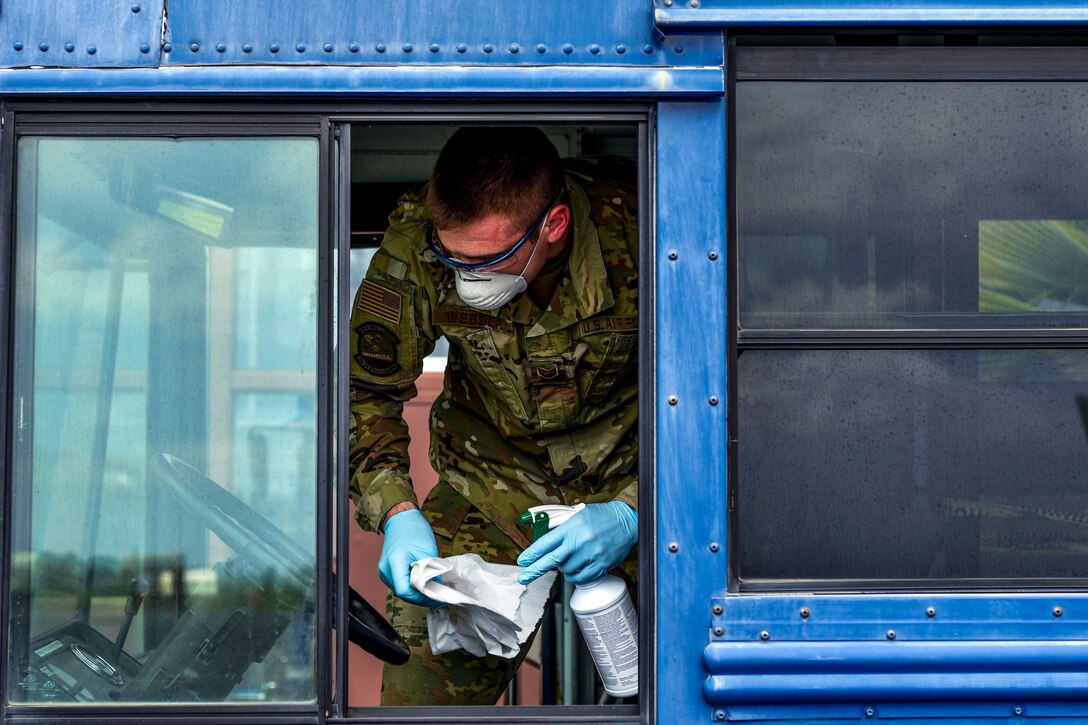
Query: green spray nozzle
520 503 586 542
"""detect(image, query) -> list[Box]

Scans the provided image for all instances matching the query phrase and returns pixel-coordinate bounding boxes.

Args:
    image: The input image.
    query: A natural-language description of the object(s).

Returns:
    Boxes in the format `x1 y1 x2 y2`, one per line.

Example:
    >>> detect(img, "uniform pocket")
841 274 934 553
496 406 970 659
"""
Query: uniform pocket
462 327 529 421
585 332 637 407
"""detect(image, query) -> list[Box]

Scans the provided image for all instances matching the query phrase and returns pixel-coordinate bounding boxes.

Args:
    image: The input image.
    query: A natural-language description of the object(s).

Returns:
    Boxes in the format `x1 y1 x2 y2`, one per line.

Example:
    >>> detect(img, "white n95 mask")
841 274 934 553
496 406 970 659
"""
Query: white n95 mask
453 224 547 311
454 268 528 311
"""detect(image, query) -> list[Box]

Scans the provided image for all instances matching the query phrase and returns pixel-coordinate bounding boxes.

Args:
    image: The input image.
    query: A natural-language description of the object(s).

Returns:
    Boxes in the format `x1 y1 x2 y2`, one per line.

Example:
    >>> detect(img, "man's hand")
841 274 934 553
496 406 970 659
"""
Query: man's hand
378 507 446 608
516 501 637 585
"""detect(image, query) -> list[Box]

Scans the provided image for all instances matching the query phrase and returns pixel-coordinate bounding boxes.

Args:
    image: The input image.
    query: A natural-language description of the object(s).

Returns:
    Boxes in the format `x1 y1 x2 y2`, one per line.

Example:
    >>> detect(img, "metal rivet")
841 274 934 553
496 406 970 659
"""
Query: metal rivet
242 43 253 53
482 43 494 53
296 43 306 53
690 0 701 6
887 630 896 640
643 44 654 54
456 43 467 53
562 43 574 54
13 42 24 51
668 542 679 552
163 43 172 53
865 708 875 718
926 607 936 618
324 43 334 53
715 710 726 721
139 43 149 53
270 43 280 53
509 43 520 54
664 0 673 5
1054 606 1064 617
376 43 386 53
709 542 719 552
800 607 811 618
131 3 141 12
87 45 97 54
590 44 601 54
760 631 770 640
713 604 723 615
403 43 413 53
713 627 724 636
350 42 360 53
675 45 685 54
1014 707 1023 717
668 251 678 260
190 42 200 52
66 42 75 52
39 43 49 52
216 43 226 53
709 251 719 260
709 396 719 406
536 44 547 53
430 43 440 53
616 44 627 54
667 395 678 405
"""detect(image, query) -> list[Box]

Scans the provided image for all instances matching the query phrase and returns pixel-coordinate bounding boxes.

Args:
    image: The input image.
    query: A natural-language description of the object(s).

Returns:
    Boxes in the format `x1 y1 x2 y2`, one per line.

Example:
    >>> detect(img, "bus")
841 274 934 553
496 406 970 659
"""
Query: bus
3 1 1088 722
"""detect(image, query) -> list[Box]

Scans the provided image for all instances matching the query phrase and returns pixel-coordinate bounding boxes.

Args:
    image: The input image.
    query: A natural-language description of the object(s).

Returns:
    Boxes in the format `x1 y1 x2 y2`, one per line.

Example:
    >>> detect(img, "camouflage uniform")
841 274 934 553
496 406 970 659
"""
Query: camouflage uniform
348 157 638 705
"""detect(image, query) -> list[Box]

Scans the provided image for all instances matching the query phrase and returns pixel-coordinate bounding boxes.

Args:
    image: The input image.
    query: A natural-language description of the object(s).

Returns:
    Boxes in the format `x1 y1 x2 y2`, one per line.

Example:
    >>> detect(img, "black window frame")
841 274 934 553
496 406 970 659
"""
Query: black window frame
0 102 655 725
728 38 1088 594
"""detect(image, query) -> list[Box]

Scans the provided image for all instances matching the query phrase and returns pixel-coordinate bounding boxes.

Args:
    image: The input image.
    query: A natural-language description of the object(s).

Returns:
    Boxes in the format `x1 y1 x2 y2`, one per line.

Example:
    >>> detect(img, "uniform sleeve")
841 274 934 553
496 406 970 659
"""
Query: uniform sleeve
348 219 437 532
614 478 637 513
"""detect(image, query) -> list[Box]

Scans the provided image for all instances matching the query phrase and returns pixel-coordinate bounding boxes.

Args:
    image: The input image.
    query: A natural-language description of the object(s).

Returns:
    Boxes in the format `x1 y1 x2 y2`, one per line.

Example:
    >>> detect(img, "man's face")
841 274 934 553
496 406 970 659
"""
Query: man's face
432 204 570 282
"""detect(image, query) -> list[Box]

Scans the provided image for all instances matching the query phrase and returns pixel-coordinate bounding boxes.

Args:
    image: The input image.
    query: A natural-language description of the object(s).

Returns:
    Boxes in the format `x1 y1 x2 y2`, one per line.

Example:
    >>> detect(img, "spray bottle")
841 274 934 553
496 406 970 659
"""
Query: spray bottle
520 503 639 698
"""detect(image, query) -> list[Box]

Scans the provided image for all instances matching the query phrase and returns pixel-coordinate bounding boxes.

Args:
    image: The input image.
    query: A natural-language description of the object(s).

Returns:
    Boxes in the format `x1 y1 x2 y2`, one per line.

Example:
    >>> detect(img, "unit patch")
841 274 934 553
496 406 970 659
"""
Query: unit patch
359 280 402 324
354 322 401 377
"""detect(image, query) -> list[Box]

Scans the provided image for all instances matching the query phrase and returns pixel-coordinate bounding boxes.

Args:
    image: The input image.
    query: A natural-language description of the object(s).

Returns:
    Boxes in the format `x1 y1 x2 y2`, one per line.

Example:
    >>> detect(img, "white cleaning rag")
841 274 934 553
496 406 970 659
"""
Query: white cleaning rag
409 554 557 659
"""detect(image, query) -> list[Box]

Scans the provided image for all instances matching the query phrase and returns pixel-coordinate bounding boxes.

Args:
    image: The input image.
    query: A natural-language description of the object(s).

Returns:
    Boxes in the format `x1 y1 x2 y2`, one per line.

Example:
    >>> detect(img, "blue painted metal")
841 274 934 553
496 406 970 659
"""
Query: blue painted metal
0 0 164 68
706 594 1088 718
655 89 729 724
711 594 1088 642
158 0 721 68
0 65 723 97
656 0 1088 26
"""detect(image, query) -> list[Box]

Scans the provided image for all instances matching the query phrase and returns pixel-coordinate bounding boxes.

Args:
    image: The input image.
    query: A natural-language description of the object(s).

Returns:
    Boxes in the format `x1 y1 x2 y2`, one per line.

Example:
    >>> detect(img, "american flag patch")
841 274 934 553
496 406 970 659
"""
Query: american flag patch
359 280 402 324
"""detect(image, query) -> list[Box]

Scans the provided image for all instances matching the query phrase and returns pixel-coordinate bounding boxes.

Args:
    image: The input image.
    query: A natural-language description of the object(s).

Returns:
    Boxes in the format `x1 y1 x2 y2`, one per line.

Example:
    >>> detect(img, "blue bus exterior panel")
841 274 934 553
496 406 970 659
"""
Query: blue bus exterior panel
657 0 1088 27
0 0 165 68
6 0 1088 722
706 594 1088 720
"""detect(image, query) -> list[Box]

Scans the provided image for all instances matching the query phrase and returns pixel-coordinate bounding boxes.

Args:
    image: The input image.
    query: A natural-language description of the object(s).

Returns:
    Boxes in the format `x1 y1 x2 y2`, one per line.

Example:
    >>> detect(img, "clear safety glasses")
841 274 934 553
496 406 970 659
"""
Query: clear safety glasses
425 189 565 271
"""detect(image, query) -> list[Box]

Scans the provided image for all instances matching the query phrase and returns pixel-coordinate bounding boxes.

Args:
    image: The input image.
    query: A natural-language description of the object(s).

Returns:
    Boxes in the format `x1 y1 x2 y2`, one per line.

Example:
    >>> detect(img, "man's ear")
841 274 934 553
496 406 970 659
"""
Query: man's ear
542 203 571 245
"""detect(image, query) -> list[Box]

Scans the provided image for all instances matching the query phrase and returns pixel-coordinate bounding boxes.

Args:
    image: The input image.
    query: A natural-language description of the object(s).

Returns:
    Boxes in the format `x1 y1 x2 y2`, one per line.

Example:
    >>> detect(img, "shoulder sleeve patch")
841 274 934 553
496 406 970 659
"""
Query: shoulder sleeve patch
354 322 401 377
359 280 403 325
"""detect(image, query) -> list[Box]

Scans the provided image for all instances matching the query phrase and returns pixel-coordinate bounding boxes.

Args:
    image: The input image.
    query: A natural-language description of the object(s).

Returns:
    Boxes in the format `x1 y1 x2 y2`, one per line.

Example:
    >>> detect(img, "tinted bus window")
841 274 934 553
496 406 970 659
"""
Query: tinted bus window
8 137 321 704
737 82 1088 585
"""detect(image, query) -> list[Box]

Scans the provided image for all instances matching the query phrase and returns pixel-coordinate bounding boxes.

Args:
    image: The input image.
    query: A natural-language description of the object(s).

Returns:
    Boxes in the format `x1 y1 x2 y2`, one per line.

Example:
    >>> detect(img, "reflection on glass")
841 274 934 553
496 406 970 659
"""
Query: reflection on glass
738 349 1088 582
8 137 319 704
738 82 1088 329
979 220 1088 314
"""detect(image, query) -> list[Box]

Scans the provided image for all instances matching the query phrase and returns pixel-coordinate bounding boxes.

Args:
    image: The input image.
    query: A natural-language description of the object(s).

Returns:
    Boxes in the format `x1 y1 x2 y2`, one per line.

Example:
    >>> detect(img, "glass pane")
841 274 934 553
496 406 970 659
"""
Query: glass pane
8 137 320 705
738 82 1088 329
738 349 1088 582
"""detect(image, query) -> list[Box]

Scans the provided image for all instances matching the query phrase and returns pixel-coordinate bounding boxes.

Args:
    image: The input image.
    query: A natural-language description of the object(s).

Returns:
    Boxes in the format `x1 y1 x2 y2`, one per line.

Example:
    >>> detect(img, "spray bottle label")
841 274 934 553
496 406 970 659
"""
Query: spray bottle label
573 593 639 694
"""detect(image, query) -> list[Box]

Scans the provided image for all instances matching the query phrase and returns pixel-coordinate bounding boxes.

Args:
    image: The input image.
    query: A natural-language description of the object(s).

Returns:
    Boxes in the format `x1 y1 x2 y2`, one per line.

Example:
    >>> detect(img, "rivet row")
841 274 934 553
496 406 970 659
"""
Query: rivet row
11 41 670 57
154 42 661 55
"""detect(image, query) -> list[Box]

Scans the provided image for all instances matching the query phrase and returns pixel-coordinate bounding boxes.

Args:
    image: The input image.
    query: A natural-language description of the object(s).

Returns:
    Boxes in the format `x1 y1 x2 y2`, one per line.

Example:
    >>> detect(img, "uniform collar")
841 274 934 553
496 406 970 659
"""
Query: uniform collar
511 175 615 329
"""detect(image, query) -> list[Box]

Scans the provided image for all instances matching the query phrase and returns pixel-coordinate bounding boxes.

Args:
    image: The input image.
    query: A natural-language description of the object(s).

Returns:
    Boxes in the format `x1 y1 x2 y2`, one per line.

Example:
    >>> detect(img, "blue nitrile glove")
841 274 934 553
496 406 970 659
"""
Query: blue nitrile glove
516 501 638 586
378 508 446 608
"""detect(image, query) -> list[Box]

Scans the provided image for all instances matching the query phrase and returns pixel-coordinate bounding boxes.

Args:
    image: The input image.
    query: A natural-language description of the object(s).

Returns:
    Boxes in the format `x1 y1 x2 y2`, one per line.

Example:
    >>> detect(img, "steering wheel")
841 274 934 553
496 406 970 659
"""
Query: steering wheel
152 452 409 666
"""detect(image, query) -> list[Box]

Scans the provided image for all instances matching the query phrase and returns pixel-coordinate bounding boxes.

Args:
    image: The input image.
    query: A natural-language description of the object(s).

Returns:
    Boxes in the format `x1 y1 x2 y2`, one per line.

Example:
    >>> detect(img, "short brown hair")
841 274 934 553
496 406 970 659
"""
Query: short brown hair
427 127 564 232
